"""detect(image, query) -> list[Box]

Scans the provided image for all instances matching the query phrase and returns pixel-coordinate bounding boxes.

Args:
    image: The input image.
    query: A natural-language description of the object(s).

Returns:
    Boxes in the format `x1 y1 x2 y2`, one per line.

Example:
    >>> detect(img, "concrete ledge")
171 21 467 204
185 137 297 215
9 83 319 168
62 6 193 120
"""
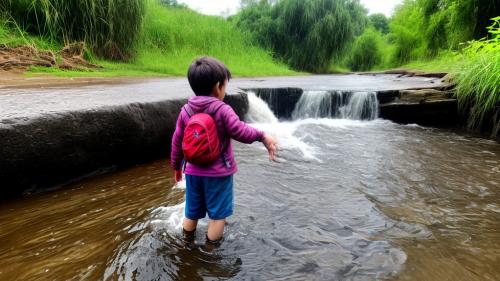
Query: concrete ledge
0 93 248 197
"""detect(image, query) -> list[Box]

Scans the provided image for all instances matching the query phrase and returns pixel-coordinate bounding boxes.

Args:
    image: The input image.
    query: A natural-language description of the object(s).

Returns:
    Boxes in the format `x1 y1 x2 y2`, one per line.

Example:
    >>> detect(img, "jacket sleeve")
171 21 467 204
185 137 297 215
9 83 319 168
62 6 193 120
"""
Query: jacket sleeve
170 109 186 170
221 104 264 144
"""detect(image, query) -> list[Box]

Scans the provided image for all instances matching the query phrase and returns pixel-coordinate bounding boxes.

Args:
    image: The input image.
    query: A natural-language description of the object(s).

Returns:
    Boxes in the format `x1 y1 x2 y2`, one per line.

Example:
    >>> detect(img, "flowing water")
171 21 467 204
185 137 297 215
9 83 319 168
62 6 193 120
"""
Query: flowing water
292 91 378 120
1 92 499 280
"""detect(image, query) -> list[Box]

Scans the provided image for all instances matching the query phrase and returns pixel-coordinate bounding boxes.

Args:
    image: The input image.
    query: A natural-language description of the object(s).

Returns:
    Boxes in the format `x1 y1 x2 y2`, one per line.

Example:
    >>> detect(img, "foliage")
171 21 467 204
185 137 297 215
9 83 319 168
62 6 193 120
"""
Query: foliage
388 0 500 65
0 0 145 60
346 28 383 71
235 0 368 72
454 17 500 129
159 0 188 8
369 13 389 34
389 0 425 65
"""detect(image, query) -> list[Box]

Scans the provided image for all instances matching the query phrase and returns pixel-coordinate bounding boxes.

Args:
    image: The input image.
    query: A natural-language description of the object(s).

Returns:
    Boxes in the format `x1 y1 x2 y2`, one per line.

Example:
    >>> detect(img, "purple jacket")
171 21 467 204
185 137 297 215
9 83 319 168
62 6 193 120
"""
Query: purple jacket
171 96 264 177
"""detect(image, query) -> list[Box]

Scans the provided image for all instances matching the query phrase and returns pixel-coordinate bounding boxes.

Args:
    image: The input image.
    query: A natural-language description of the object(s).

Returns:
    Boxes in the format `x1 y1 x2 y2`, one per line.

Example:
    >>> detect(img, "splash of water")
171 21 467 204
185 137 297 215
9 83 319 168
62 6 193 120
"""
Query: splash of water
245 91 279 124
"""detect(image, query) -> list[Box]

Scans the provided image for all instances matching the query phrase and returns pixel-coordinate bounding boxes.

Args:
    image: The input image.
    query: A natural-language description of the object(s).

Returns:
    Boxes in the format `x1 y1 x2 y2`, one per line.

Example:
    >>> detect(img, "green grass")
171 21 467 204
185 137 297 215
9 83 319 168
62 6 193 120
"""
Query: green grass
453 18 500 129
398 51 462 72
454 51 500 129
2 1 295 77
126 1 295 77
327 63 350 74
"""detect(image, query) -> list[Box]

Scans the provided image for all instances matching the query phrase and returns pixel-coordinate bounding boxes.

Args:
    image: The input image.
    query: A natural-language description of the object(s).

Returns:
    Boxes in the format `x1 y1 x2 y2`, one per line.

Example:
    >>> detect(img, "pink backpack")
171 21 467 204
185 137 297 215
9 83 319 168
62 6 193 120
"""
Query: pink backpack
182 103 224 166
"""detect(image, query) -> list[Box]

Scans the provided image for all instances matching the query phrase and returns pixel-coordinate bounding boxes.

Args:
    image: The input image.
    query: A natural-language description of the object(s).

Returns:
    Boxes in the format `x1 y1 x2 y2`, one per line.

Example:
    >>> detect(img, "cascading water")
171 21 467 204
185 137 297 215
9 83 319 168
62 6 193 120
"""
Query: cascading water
245 91 279 123
292 90 378 120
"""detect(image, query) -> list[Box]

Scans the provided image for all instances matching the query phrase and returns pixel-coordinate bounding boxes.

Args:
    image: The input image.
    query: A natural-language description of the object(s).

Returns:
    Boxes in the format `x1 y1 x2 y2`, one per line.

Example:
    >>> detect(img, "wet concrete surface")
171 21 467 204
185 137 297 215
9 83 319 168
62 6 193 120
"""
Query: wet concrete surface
0 74 442 121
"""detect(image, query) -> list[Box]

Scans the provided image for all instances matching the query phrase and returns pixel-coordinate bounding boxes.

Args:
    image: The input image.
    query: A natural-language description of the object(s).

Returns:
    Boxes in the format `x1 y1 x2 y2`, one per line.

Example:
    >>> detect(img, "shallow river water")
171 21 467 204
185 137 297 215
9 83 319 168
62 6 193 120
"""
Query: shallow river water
1 94 499 281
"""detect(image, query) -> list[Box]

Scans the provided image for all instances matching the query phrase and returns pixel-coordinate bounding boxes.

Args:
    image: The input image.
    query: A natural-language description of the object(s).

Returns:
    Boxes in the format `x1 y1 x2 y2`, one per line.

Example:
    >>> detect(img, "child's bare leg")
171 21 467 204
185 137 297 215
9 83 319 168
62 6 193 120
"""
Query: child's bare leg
183 218 198 231
207 219 226 241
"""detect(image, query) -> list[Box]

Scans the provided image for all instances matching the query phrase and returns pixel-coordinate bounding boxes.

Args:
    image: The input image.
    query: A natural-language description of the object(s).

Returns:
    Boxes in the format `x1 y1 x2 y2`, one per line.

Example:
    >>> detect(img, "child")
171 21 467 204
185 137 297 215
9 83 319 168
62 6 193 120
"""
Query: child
170 56 277 244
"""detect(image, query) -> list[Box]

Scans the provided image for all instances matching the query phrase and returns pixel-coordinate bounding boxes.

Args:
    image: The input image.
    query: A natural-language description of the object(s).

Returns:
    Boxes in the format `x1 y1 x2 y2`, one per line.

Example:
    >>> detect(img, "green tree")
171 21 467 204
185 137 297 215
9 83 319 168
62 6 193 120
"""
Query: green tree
235 0 368 72
369 13 389 34
160 0 188 8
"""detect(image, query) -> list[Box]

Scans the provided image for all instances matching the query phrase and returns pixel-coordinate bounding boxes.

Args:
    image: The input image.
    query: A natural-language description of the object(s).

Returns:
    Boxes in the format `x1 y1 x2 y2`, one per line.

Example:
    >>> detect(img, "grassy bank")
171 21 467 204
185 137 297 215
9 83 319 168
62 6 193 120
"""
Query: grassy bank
0 1 295 77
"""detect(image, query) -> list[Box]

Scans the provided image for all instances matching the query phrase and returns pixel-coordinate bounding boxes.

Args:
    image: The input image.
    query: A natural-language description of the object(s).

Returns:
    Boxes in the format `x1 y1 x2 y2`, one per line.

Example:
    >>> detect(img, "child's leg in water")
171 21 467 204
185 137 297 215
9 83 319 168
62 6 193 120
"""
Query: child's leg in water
207 219 225 241
183 218 198 232
183 218 198 242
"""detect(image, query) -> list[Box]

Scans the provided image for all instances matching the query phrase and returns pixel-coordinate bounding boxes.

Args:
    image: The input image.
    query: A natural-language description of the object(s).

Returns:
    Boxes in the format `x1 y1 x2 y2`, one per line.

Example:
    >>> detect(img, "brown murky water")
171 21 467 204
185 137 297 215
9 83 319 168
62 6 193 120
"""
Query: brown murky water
0 118 499 280
0 162 176 280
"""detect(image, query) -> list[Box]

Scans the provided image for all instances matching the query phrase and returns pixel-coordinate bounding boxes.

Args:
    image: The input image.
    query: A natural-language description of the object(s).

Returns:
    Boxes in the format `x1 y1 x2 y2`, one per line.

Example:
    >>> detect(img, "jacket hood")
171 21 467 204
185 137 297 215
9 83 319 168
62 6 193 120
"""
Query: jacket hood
187 96 221 113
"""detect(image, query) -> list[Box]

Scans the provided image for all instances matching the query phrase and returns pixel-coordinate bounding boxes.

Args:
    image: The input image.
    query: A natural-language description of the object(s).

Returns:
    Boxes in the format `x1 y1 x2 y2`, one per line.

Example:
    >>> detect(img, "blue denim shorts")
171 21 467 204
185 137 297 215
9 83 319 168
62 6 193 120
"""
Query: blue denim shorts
185 175 234 220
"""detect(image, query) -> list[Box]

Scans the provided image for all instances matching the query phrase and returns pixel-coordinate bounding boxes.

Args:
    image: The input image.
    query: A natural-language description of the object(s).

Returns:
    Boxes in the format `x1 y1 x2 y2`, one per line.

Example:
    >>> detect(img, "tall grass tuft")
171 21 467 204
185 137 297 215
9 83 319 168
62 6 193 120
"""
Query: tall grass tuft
454 17 500 130
1 0 145 60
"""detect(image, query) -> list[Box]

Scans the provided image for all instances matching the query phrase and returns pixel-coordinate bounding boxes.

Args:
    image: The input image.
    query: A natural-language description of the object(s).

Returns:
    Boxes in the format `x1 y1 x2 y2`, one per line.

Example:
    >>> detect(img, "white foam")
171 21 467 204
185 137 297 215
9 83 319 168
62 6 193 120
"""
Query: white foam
245 91 278 124
150 203 208 234
150 203 185 233
250 121 319 161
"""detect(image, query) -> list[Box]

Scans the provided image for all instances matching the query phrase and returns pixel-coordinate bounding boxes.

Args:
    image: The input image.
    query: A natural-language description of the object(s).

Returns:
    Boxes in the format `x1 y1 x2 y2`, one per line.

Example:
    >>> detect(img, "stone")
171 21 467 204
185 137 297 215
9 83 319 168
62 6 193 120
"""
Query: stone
379 99 458 127
398 89 453 103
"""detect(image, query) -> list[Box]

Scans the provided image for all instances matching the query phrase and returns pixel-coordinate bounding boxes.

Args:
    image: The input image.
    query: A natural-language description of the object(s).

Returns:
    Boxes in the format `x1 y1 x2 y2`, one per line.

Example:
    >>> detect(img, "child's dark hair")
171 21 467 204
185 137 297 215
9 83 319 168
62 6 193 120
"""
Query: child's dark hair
187 56 232 96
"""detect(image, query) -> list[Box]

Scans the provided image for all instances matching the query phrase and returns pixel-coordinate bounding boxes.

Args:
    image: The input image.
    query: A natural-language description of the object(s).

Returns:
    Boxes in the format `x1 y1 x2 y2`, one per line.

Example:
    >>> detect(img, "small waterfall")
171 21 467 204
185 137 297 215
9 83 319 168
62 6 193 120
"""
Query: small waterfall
292 91 378 120
245 91 279 123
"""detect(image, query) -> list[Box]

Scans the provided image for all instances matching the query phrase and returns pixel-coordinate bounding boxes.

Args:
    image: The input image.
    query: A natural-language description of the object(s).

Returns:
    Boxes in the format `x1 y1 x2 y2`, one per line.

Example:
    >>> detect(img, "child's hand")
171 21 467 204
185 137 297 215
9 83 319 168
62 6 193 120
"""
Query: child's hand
174 170 183 182
262 133 278 161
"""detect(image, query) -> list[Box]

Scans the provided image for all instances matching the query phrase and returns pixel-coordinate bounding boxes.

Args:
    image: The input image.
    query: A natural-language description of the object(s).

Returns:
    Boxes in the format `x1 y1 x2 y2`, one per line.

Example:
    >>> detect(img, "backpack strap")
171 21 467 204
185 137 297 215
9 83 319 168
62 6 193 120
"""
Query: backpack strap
183 104 195 118
209 102 231 169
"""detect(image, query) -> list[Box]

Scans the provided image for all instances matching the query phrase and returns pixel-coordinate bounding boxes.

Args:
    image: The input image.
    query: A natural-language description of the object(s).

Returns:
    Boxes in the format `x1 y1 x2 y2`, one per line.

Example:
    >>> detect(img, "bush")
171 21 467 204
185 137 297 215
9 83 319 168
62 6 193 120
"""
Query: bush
1 0 145 60
347 28 383 71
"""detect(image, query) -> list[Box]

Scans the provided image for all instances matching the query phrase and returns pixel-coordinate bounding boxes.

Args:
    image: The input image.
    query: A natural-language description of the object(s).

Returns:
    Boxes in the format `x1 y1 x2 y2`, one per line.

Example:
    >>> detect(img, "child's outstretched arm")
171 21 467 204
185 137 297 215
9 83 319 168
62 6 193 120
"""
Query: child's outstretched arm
222 105 277 161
